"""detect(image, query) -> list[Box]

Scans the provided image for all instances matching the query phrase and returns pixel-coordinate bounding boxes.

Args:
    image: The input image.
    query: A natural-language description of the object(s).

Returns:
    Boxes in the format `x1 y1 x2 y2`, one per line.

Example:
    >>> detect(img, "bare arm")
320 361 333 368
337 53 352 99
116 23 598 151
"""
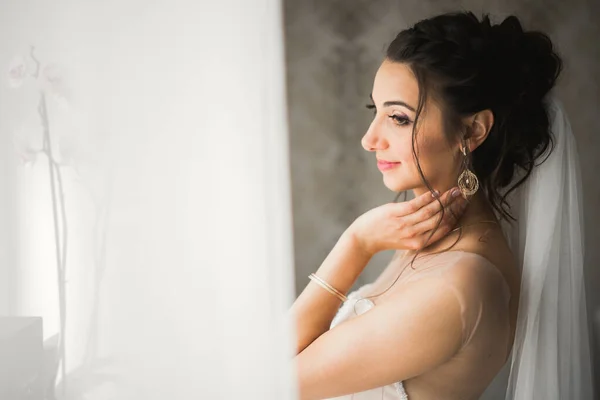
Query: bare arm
289 188 470 400
290 188 465 355
290 231 371 355
294 275 466 400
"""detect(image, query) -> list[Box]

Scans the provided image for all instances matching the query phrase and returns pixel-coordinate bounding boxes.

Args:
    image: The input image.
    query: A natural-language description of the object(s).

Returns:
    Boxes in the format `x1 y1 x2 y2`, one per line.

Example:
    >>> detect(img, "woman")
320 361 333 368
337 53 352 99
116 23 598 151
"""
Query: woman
291 11 593 400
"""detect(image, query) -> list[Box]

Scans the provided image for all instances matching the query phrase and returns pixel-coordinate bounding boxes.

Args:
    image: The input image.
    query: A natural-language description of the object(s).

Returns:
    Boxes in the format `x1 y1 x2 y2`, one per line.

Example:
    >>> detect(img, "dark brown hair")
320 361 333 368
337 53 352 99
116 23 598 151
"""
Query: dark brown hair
364 11 562 297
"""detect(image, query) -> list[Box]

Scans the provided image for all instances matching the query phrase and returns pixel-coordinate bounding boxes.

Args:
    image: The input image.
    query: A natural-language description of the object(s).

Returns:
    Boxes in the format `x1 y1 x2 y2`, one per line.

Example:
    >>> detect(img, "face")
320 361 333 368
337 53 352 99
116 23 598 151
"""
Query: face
361 60 462 196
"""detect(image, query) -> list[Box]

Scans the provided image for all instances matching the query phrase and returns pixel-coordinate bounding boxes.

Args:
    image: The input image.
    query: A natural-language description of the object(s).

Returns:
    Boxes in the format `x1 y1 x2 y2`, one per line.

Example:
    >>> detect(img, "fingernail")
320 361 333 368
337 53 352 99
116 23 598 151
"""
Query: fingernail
451 188 461 198
431 190 440 198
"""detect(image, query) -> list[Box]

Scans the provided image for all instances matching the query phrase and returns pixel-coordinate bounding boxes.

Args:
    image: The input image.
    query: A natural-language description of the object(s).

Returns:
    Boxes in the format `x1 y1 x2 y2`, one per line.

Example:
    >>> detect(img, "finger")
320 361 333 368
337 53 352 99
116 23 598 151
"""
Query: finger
415 198 468 246
403 187 463 226
393 189 441 217
409 193 467 240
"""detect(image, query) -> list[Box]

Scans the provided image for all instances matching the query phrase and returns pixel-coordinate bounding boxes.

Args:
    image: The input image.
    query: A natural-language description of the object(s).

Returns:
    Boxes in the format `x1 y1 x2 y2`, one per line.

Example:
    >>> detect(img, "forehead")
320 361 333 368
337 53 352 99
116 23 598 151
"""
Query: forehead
372 60 419 105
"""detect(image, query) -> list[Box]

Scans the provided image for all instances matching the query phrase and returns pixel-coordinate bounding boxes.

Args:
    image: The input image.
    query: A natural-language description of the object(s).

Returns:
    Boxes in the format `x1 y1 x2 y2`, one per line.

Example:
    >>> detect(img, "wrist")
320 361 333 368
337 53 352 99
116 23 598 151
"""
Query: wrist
341 228 375 260
313 230 373 295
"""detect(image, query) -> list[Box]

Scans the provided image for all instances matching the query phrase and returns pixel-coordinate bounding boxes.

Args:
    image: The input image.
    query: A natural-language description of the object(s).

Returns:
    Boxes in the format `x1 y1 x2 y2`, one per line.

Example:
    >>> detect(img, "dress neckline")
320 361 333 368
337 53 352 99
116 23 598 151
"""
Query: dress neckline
357 249 512 301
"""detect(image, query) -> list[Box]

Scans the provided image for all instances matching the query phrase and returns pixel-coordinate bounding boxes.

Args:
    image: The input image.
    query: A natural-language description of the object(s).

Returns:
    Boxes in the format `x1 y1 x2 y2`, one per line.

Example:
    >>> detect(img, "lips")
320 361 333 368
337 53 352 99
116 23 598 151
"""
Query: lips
377 159 400 166
377 159 401 171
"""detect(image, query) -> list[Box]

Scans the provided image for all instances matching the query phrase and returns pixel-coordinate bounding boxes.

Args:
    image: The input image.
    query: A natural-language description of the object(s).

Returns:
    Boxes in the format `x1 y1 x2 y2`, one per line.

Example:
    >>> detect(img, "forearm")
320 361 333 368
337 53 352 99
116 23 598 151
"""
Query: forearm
290 230 372 355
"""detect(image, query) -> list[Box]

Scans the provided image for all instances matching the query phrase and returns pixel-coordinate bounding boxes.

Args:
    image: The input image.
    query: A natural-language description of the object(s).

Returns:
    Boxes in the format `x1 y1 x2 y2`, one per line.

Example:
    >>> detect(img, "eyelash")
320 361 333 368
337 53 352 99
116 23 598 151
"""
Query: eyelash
365 104 412 127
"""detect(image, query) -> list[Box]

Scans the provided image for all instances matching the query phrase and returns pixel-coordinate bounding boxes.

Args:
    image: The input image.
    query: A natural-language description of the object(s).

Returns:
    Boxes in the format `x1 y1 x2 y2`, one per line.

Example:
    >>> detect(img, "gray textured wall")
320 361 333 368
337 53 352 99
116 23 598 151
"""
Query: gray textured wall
284 0 600 396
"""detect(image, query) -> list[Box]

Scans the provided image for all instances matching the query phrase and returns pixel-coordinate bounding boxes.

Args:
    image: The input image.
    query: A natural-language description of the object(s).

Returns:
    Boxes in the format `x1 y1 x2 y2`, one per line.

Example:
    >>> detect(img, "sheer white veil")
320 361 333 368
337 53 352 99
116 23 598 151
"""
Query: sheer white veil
486 94 595 399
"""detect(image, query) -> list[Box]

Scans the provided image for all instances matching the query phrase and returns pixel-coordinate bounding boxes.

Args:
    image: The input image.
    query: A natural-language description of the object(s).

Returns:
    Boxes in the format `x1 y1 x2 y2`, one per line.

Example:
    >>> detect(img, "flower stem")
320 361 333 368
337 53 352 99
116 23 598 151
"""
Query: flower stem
31 45 69 399
39 92 68 400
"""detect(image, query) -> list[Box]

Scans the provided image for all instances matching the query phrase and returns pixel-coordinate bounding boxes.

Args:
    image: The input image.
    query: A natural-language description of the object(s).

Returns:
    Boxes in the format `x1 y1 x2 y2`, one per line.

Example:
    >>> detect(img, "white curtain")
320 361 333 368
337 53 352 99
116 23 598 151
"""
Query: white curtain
0 1 298 399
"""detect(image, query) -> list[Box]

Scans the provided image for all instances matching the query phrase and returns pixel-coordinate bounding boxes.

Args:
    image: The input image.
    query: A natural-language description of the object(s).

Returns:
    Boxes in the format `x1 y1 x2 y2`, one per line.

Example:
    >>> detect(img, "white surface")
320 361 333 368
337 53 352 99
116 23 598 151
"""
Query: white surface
0 1 297 399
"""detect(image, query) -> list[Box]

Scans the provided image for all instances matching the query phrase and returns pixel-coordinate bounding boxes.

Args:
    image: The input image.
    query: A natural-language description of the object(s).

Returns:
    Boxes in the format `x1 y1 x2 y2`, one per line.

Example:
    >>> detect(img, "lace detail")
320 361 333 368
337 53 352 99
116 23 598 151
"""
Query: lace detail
330 283 375 329
394 382 408 399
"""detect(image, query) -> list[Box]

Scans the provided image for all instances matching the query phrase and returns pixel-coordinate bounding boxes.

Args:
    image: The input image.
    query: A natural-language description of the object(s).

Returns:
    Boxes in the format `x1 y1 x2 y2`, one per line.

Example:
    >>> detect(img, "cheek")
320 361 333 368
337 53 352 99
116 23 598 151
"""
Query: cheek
389 132 415 162
410 133 453 176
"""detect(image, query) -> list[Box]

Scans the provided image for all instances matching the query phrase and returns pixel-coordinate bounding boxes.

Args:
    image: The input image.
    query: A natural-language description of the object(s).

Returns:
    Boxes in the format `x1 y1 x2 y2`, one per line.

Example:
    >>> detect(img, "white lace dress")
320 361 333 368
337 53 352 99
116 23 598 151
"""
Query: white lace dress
324 283 409 400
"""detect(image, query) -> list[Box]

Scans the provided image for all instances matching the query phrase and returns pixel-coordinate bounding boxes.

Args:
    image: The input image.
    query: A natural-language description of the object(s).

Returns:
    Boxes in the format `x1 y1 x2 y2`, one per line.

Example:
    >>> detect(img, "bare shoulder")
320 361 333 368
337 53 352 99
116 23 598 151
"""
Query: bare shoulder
379 250 510 308
440 251 512 298
457 227 520 294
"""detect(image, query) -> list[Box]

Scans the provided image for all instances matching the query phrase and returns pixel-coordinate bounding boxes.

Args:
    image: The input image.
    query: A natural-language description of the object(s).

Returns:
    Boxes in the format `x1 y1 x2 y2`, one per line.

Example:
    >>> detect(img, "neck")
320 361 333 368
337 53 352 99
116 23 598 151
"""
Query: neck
458 190 497 224
411 186 495 222
408 188 499 255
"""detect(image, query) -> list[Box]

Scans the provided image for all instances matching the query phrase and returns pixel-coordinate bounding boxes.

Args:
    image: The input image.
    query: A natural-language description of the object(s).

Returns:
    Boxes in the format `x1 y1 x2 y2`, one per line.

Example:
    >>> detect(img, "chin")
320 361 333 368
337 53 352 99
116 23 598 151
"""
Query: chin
381 173 416 193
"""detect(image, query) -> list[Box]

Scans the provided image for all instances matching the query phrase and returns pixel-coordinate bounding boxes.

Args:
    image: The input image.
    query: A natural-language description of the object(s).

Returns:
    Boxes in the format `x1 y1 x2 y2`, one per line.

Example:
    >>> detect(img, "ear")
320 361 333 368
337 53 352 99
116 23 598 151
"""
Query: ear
463 109 494 152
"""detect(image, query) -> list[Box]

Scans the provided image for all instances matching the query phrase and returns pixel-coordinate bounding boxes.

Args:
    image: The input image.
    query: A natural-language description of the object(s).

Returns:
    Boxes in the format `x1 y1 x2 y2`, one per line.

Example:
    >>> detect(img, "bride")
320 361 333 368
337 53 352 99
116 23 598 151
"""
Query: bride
290 11 593 400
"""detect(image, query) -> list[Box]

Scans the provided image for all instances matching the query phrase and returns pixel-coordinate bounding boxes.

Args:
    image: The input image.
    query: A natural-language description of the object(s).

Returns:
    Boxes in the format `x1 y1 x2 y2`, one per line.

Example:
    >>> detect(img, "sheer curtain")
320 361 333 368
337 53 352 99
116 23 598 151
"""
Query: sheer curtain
0 1 297 399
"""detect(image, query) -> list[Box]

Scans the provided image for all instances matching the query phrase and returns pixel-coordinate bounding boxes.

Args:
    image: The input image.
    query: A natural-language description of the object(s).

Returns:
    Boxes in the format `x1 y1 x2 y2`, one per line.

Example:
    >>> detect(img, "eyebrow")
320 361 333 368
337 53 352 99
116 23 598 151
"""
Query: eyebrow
369 93 416 113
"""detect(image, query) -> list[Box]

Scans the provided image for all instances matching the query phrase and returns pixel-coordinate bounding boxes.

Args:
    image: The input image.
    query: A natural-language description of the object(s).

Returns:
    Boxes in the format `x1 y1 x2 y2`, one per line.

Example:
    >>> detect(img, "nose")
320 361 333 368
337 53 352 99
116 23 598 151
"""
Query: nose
361 121 388 152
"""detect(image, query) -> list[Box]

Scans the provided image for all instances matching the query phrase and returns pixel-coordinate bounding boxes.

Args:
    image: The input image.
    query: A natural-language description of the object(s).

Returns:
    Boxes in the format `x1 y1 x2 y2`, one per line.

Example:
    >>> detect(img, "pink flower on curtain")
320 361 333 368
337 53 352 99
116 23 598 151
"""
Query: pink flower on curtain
6 48 73 398
10 119 44 168
6 47 114 399
12 137 40 167
7 55 29 88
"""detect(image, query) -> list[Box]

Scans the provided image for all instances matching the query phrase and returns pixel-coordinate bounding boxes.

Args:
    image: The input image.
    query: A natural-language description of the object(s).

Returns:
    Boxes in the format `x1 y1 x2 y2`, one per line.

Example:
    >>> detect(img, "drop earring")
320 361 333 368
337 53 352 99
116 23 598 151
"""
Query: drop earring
458 138 479 197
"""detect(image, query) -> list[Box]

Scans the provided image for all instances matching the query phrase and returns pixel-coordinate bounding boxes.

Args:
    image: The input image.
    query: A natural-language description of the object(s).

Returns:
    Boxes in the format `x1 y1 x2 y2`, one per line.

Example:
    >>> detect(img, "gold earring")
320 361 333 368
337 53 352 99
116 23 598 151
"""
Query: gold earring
458 141 479 197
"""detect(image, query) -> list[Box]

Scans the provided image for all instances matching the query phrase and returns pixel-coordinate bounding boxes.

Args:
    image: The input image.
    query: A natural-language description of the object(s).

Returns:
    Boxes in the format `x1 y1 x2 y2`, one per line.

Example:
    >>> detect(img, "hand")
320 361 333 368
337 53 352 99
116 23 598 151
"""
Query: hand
347 187 468 256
